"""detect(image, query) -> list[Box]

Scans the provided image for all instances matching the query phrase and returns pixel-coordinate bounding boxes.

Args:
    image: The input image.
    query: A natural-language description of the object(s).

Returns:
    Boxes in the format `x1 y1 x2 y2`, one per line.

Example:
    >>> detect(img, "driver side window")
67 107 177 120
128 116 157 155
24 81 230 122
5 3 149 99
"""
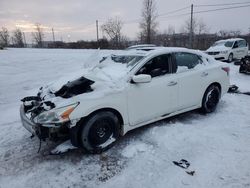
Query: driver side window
136 54 170 78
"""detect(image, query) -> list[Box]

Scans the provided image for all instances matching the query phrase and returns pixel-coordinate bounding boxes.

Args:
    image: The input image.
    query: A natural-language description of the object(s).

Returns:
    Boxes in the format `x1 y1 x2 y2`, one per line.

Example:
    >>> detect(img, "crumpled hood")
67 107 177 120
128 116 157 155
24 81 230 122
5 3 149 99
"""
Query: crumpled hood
39 62 129 100
206 46 231 52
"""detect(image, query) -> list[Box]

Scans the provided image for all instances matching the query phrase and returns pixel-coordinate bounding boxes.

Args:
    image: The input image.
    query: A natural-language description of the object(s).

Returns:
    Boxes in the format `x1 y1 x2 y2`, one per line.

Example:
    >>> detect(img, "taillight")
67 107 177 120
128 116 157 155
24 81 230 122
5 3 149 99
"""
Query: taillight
222 67 230 76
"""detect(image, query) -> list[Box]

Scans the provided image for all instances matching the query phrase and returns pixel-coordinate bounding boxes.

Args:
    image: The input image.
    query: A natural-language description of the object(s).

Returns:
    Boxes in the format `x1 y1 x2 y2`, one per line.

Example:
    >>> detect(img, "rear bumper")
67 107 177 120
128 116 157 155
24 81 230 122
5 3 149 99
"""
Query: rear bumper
20 105 38 135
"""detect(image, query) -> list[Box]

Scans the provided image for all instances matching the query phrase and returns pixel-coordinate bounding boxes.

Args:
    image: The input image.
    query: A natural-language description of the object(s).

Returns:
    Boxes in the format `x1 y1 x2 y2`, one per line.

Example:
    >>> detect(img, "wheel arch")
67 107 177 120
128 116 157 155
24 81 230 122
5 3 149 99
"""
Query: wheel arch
86 108 124 127
70 107 124 147
207 82 221 93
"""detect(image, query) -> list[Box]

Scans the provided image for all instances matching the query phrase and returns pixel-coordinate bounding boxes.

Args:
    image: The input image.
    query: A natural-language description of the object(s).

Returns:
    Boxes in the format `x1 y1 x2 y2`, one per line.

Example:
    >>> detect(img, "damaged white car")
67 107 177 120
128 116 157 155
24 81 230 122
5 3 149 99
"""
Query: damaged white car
20 48 230 153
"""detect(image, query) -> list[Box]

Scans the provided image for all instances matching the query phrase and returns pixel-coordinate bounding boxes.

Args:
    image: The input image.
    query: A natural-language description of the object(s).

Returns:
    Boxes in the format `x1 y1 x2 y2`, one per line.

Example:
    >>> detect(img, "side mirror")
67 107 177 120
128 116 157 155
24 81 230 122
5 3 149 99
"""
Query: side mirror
132 74 152 83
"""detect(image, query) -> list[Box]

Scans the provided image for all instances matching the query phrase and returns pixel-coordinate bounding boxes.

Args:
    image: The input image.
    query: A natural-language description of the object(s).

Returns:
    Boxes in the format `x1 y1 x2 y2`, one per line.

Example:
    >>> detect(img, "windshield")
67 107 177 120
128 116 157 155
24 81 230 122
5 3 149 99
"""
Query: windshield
212 41 234 48
100 55 145 68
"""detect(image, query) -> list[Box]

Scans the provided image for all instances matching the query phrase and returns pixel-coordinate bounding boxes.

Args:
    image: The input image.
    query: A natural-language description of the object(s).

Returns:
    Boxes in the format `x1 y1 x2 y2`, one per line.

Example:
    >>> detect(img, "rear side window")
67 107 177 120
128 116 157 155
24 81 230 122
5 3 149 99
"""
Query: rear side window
238 40 247 47
174 52 202 72
136 54 170 78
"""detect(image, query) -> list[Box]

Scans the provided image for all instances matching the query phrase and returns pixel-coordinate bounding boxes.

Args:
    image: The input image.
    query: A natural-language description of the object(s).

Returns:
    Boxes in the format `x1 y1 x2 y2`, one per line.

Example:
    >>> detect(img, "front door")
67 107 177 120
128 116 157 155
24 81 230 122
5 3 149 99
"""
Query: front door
127 54 178 126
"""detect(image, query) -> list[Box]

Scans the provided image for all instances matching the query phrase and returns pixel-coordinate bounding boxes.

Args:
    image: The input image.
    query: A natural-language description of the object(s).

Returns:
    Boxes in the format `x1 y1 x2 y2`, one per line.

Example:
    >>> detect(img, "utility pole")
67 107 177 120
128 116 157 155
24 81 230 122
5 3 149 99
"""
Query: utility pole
52 28 55 42
96 20 99 46
189 4 194 49
22 32 27 48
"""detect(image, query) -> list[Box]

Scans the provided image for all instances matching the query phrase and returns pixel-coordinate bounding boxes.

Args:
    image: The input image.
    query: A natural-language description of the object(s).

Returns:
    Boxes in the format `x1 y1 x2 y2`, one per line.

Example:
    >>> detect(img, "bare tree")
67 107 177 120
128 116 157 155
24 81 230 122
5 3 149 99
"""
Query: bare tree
197 19 209 35
218 29 241 38
166 25 175 35
139 0 158 44
12 28 24 47
101 17 123 48
229 30 241 37
180 18 209 35
0 27 10 47
180 18 198 34
32 23 44 47
218 30 230 38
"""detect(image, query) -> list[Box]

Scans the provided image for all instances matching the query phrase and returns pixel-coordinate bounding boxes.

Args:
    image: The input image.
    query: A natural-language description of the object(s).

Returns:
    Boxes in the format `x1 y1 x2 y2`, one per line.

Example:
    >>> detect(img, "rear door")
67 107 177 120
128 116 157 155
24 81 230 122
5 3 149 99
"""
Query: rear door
238 40 248 58
173 52 208 110
232 41 241 59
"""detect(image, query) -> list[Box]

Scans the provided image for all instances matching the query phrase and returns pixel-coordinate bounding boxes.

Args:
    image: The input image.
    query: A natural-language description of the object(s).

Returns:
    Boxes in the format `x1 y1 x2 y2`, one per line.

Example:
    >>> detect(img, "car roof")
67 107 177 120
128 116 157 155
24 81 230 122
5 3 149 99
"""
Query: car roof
216 38 245 43
126 44 157 50
118 47 204 57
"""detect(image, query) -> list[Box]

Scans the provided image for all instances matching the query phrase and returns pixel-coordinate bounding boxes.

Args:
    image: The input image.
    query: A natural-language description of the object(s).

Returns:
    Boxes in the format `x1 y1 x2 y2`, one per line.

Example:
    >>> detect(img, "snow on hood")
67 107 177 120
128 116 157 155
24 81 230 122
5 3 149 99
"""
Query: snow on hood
43 60 129 95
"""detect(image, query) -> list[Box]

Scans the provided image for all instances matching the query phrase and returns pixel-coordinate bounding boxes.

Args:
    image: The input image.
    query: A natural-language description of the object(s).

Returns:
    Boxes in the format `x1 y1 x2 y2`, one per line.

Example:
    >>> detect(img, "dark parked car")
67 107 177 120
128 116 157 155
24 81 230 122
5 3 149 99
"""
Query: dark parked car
239 56 250 74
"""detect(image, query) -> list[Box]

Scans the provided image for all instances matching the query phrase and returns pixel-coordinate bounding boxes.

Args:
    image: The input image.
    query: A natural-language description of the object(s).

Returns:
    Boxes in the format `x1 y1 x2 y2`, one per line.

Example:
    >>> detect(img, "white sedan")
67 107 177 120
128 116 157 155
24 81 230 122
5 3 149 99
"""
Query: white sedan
20 47 230 153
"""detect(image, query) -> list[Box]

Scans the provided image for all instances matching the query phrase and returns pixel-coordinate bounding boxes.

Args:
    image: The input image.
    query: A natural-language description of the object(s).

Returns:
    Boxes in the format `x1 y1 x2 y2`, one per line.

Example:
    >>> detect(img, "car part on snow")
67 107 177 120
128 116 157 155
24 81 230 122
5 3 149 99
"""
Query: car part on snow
239 56 250 74
50 140 77 155
173 159 190 169
186 171 195 176
228 85 239 93
228 84 250 96
234 60 241 66
173 159 195 176
54 77 94 98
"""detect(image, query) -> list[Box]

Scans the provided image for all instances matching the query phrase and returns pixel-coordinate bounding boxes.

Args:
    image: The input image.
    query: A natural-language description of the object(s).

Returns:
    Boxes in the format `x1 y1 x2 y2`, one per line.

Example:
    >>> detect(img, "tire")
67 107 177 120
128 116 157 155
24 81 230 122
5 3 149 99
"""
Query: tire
239 65 244 73
78 111 120 153
228 53 233 63
201 85 221 113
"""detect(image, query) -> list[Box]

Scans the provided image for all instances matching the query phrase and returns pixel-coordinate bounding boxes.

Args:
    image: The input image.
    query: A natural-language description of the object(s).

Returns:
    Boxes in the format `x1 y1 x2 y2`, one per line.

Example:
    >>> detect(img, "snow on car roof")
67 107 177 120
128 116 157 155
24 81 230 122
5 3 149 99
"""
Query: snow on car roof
114 47 210 60
216 38 245 43
126 44 157 49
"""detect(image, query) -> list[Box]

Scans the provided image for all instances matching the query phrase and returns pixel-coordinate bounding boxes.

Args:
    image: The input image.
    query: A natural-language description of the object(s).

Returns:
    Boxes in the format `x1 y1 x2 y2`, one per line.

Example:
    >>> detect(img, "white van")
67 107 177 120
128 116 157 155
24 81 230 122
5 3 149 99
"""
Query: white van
206 38 248 62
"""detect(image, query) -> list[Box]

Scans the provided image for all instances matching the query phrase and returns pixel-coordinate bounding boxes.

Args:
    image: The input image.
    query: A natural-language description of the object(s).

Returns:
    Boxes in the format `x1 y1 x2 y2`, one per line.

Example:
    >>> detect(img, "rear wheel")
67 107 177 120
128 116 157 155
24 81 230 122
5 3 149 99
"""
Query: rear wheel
78 111 120 153
201 85 221 113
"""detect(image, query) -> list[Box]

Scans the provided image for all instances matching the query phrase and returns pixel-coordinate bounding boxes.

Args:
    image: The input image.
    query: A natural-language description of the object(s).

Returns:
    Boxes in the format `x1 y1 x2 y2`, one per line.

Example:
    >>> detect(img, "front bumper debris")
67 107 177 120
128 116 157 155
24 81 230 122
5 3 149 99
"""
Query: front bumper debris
20 104 50 140
20 104 38 135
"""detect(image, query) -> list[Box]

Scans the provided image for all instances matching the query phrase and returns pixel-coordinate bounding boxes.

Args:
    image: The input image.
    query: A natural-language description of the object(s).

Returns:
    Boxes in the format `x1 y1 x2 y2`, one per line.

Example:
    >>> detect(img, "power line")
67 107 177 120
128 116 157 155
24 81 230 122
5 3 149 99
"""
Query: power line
193 4 250 14
158 6 190 17
122 6 190 24
195 1 250 7
70 3 250 31
158 3 250 21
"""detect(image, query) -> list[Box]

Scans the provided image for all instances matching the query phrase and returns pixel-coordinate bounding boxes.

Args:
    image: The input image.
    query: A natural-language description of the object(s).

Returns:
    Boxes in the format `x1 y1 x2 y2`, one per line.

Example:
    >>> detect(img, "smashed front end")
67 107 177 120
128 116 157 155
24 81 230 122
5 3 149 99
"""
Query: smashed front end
20 76 94 141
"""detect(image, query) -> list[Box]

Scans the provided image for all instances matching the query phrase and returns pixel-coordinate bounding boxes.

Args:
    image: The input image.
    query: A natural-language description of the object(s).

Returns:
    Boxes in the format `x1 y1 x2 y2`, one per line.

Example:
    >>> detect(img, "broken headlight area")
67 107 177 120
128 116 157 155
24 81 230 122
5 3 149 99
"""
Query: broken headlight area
21 95 79 141
21 96 55 115
33 103 79 124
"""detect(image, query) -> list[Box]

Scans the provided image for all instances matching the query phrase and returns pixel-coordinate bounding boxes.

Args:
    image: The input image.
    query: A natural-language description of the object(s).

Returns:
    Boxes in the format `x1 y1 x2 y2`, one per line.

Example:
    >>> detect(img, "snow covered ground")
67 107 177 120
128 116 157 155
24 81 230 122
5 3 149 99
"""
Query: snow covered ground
0 48 250 188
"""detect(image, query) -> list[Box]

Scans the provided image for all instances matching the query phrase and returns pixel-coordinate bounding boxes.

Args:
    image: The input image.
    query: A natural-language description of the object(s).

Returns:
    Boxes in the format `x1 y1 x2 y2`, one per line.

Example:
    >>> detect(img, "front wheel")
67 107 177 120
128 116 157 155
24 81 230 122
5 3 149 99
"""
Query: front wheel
78 111 120 153
201 85 221 113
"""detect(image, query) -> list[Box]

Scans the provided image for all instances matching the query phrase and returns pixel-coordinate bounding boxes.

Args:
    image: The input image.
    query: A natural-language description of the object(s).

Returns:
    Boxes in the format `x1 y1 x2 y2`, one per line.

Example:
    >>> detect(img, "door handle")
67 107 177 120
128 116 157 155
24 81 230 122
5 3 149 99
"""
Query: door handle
201 72 208 77
168 81 177 86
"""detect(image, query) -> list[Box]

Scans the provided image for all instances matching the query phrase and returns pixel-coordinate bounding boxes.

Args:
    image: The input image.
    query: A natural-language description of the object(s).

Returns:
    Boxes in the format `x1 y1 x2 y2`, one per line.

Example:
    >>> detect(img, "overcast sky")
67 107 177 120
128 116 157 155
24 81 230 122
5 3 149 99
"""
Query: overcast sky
0 0 250 43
